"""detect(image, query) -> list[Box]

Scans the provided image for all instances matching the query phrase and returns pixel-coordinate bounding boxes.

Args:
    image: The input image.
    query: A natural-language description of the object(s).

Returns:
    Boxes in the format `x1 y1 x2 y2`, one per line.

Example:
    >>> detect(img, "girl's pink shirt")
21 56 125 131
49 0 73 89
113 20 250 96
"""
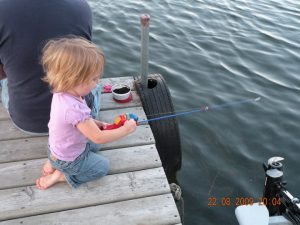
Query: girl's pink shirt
48 92 91 161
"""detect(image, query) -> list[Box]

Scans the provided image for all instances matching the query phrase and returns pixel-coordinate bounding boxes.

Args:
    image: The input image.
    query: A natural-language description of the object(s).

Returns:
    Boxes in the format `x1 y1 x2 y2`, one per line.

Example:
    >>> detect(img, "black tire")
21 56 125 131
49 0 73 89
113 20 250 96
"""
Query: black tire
135 74 181 180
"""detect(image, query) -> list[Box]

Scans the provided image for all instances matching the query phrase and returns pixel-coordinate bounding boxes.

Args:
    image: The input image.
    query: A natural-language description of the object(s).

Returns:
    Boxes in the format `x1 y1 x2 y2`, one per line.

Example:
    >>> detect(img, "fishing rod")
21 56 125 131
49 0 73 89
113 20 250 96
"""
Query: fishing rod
138 97 261 124
102 97 261 130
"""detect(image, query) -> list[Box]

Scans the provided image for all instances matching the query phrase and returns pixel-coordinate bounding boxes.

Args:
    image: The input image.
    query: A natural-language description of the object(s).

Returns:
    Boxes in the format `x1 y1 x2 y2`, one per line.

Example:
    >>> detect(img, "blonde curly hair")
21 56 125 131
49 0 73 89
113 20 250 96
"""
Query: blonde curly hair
42 37 105 92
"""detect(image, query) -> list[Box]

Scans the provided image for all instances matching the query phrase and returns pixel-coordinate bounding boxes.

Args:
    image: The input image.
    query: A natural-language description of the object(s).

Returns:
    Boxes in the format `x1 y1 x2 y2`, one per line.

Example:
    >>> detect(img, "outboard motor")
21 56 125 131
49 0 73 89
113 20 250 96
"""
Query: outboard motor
263 157 300 224
236 157 300 225
263 157 285 216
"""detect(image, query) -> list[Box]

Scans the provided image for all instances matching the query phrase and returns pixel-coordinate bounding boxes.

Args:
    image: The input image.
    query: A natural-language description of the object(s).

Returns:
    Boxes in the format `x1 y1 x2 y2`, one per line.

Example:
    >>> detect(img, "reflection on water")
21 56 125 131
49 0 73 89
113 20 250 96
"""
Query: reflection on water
88 0 300 224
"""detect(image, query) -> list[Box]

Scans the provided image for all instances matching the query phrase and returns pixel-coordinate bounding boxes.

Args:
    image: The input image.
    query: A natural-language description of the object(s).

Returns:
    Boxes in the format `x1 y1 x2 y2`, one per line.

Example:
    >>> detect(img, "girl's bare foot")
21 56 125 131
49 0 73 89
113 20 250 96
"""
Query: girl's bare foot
36 170 65 190
42 159 55 176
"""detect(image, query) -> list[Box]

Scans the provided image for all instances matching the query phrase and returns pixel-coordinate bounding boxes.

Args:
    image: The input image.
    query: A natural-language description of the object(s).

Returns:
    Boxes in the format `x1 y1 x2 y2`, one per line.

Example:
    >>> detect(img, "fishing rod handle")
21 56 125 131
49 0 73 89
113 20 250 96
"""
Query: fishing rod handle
102 113 139 130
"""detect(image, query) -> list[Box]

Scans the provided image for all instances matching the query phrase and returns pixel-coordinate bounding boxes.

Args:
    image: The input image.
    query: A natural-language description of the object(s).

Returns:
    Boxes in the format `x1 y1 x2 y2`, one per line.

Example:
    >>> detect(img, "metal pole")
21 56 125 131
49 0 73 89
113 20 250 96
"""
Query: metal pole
140 14 150 88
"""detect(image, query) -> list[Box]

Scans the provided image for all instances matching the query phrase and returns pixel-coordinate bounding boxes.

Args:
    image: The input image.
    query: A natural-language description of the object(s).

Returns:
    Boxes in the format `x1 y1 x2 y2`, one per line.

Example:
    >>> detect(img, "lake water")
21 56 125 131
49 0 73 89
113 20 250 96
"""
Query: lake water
88 0 300 224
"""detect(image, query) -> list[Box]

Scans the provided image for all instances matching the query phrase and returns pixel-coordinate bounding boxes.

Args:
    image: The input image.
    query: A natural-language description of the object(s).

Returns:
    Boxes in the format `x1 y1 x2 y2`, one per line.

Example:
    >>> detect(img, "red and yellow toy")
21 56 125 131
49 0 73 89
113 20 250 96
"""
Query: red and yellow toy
102 113 138 130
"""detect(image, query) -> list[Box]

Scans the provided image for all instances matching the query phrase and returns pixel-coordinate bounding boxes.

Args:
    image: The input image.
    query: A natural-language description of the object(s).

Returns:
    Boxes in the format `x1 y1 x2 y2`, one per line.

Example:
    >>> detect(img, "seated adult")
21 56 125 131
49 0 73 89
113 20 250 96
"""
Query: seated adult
0 0 100 134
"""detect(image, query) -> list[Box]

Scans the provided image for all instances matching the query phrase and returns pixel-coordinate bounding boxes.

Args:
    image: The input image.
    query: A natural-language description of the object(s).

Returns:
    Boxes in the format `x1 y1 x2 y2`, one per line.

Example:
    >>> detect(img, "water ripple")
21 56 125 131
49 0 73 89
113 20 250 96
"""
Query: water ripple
88 0 300 224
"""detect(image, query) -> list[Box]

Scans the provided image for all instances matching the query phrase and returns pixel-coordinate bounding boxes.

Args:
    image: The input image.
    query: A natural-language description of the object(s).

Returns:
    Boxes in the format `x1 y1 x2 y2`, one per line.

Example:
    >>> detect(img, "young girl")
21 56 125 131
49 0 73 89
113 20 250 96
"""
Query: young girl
36 37 137 190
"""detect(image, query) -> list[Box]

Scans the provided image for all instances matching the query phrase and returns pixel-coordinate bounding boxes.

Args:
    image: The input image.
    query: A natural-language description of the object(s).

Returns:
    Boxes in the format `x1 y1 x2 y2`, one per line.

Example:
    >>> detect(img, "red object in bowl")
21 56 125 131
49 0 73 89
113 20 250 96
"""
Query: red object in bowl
113 92 132 103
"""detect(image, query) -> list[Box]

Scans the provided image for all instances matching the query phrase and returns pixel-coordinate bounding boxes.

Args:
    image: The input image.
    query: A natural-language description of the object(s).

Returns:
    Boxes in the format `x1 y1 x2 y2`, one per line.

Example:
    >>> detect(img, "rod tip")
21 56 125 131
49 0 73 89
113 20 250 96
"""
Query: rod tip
254 97 261 102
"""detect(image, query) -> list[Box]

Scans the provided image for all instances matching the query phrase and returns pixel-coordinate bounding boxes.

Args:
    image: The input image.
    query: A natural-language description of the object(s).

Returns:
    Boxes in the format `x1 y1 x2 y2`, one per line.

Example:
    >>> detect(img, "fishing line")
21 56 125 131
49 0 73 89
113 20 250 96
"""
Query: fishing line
138 97 261 125
142 107 211 118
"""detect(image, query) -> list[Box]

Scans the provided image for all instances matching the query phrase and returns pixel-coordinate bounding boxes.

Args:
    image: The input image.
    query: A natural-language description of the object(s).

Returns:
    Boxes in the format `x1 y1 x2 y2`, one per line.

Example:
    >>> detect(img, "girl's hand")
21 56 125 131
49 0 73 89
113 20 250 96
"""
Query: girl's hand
123 119 137 134
99 122 110 130
94 120 109 130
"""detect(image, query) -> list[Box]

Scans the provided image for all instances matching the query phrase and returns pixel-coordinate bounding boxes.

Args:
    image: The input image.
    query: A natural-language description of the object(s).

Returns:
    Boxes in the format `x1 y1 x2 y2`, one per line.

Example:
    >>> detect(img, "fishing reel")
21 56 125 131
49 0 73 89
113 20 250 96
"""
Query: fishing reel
263 157 300 224
102 113 138 130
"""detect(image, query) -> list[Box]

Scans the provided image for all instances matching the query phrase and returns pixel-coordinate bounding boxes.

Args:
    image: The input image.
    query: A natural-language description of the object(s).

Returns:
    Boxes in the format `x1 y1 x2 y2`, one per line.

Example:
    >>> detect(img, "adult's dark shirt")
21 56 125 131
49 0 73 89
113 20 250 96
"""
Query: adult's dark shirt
0 0 92 133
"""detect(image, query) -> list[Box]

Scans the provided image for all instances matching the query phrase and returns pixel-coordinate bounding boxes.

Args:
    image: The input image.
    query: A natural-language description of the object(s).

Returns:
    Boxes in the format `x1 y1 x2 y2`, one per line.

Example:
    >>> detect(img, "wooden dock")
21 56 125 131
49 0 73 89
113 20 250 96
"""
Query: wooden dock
0 77 181 225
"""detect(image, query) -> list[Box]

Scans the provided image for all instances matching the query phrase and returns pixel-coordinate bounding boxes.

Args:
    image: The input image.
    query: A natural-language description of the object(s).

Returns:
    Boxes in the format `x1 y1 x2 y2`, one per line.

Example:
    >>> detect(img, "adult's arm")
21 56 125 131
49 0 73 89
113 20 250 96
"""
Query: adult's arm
0 64 6 80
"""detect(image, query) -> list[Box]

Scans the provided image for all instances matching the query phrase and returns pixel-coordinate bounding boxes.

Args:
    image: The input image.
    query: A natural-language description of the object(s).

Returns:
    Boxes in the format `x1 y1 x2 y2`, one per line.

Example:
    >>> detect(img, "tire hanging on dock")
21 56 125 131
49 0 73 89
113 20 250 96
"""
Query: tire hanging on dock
135 74 181 180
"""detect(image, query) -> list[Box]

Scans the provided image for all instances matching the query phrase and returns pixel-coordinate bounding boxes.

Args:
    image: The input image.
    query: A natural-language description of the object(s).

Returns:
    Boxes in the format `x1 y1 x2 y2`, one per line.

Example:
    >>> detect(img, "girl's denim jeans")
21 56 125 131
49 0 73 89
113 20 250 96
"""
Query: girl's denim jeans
0 79 8 111
48 141 109 188
85 83 101 119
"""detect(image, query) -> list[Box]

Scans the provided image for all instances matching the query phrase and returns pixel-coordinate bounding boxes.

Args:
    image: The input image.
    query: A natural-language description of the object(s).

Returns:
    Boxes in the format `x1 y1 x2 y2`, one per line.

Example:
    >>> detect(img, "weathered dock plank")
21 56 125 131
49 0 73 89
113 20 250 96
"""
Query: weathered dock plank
0 144 161 190
0 137 48 163
0 105 7 121
0 125 154 163
0 120 31 141
0 194 181 225
0 168 169 221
